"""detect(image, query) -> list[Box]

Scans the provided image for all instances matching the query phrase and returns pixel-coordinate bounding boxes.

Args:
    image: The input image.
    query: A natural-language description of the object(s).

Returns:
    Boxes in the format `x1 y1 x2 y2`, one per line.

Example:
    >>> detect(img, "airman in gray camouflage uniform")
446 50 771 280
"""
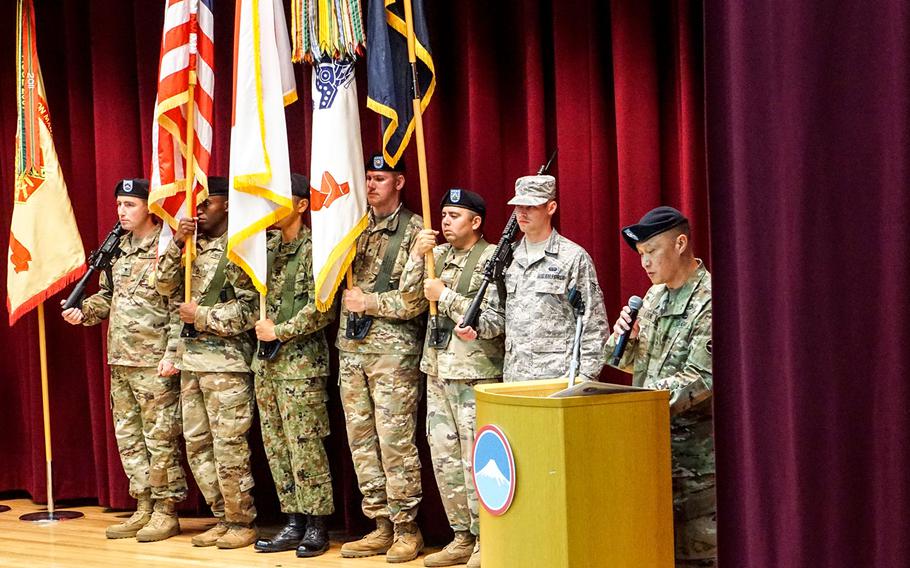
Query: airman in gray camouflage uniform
458 175 608 385
62 179 186 542
338 154 428 563
607 206 714 567
251 174 335 558
155 178 259 549
404 189 503 568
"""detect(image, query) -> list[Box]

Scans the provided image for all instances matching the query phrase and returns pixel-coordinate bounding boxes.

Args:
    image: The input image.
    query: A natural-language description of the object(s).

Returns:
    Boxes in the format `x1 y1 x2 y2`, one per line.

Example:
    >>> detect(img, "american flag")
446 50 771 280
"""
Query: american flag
148 0 215 252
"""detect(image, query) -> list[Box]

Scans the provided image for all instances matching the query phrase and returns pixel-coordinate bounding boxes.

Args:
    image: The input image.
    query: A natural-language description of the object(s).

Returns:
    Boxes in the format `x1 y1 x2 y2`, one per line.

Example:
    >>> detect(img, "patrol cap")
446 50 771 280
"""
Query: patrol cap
507 175 556 206
440 188 486 218
366 152 405 173
207 176 228 196
621 206 688 250
291 173 310 198
114 178 150 200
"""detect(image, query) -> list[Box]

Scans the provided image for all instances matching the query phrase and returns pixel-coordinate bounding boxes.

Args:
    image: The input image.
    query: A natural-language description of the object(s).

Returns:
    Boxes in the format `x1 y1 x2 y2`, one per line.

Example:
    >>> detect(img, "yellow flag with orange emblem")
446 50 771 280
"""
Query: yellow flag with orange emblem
7 0 86 325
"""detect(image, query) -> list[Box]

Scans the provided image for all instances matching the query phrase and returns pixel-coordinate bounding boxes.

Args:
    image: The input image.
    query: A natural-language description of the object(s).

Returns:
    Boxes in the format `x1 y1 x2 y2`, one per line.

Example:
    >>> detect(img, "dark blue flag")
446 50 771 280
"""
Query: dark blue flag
366 0 436 167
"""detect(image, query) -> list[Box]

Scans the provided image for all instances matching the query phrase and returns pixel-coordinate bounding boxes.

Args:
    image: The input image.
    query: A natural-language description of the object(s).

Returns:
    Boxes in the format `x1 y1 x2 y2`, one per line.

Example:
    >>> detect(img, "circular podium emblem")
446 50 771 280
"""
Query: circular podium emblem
472 425 516 516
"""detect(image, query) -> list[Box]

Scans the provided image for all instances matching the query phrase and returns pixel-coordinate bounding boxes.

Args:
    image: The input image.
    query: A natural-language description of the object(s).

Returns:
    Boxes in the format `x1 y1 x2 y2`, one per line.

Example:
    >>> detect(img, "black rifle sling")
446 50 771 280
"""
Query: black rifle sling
372 209 414 294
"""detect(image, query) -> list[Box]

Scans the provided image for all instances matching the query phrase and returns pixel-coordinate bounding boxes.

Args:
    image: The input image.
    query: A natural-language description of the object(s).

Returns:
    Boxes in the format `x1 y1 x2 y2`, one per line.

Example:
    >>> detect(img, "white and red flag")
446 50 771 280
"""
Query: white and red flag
227 0 296 292
7 0 86 325
148 0 216 253
309 59 368 311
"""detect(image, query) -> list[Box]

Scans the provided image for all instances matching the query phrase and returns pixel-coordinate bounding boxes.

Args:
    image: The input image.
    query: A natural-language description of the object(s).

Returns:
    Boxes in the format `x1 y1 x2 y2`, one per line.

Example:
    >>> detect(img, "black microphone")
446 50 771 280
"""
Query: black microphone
610 295 643 366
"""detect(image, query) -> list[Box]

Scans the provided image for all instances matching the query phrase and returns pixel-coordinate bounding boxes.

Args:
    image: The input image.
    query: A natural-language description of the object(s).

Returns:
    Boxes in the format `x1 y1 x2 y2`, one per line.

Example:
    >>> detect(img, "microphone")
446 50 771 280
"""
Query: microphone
610 295 643 366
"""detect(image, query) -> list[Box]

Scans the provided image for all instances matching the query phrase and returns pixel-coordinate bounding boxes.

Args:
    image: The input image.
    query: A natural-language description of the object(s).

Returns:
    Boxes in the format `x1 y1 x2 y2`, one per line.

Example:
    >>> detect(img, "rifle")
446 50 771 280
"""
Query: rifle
62 222 125 310
460 150 557 330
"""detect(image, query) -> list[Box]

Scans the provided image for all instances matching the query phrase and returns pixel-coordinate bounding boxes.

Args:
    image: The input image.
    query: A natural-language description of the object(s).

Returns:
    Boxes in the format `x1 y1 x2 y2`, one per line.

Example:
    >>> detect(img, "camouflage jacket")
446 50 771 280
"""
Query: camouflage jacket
81 225 180 367
494 230 609 382
606 261 713 480
155 232 257 373
336 205 428 354
251 227 335 379
402 240 505 379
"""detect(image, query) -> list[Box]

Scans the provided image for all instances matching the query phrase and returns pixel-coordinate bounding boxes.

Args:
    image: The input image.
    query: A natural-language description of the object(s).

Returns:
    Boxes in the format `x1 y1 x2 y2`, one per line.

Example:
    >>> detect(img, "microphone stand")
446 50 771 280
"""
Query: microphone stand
567 288 585 387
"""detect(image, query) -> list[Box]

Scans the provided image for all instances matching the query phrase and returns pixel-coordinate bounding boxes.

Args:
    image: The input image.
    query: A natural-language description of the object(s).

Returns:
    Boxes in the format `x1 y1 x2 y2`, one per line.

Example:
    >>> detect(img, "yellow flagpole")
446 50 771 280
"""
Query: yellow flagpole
401 0 439 328
37 303 53 514
183 71 198 302
19 304 83 521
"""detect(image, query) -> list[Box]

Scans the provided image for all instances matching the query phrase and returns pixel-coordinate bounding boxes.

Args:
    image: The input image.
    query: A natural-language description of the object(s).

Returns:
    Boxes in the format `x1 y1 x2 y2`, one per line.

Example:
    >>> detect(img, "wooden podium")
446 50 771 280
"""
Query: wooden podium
474 379 674 568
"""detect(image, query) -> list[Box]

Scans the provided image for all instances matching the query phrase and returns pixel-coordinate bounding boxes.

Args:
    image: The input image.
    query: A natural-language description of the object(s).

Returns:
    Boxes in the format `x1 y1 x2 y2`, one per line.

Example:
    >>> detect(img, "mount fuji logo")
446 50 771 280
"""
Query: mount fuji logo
472 425 516 515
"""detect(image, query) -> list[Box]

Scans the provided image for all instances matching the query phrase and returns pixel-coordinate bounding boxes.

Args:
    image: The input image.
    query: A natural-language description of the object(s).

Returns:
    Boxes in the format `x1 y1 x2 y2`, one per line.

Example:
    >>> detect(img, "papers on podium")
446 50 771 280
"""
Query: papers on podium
548 380 654 399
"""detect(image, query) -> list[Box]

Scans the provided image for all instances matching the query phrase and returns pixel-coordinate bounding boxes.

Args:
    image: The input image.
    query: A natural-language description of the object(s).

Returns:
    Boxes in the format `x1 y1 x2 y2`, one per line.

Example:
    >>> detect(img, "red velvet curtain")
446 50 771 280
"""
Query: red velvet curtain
706 1 910 566
0 0 706 540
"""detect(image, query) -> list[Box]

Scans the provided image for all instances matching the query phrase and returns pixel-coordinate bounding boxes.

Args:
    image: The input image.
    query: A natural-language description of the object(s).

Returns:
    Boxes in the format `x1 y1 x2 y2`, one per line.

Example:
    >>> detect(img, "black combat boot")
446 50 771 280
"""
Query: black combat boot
296 515 330 557
254 513 305 553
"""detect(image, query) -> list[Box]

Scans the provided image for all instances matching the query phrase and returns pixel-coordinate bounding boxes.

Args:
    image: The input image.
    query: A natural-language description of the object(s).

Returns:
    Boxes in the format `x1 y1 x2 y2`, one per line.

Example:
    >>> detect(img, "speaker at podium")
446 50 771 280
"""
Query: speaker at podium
473 378 674 568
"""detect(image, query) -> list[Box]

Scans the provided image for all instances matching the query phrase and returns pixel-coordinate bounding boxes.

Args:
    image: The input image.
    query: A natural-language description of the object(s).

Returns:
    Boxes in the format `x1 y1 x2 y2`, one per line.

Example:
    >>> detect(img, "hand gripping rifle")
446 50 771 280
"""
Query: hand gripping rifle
62 222 125 310
460 150 557 330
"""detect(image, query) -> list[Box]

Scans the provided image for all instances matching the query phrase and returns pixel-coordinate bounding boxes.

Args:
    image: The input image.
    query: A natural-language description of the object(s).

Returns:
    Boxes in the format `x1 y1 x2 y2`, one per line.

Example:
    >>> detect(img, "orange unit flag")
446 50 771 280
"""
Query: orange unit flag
7 0 86 325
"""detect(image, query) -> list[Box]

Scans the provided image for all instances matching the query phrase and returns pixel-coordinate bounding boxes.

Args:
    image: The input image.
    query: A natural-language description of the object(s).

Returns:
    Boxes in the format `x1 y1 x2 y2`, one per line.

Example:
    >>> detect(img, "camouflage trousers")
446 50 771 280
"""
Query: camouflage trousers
426 375 500 535
339 352 422 525
674 476 716 566
254 373 334 515
181 370 256 525
110 365 187 501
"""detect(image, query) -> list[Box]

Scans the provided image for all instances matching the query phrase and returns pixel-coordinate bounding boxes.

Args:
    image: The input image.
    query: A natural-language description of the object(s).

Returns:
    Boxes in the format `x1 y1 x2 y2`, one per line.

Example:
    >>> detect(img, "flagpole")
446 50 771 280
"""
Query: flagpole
19 303 83 522
183 70 198 302
401 0 441 341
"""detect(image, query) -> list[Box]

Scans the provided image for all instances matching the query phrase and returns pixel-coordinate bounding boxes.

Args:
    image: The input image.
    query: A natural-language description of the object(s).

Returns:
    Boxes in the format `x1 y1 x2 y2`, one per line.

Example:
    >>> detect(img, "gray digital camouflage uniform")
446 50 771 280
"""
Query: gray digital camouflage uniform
155 233 258 525
336 205 428 525
402 240 504 536
251 227 335 515
475 229 608 382
80 225 187 501
607 261 714 566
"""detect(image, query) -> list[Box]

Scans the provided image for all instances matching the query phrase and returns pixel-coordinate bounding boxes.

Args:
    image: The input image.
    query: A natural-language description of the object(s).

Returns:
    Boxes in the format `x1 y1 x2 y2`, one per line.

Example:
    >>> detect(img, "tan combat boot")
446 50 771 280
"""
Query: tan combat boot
387 521 424 563
105 493 153 539
423 531 475 566
466 541 481 568
341 517 394 558
136 498 180 542
191 519 229 547
215 523 258 549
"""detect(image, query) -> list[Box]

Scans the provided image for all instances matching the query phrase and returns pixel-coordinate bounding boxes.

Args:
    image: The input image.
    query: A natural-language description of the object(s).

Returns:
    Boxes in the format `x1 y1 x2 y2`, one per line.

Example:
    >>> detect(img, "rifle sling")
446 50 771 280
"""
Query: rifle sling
373 210 414 294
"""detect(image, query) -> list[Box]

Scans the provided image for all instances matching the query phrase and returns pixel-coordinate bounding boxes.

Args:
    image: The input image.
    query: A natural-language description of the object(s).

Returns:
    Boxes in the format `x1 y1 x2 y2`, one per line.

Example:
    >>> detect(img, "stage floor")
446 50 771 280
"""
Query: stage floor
0 499 434 567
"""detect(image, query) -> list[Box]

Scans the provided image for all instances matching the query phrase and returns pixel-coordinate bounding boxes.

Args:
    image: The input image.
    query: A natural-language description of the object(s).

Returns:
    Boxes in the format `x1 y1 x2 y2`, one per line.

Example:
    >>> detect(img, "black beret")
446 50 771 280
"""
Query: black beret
291 173 310 198
366 152 405 173
440 188 486 218
621 206 688 250
114 178 150 200
207 176 229 196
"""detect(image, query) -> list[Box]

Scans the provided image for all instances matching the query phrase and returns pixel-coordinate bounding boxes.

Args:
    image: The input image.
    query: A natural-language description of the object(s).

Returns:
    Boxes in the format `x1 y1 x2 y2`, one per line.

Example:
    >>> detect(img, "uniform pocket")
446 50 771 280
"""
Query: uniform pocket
214 386 254 438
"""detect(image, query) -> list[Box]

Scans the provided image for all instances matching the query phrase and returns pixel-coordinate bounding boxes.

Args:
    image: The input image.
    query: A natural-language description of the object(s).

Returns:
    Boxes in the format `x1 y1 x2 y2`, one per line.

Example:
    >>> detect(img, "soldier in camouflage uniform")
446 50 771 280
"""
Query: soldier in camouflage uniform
607 206 714 567
404 189 503 568
155 178 259 549
337 154 428 563
251 174 336 558
61 179 186 542
457 175 608 385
